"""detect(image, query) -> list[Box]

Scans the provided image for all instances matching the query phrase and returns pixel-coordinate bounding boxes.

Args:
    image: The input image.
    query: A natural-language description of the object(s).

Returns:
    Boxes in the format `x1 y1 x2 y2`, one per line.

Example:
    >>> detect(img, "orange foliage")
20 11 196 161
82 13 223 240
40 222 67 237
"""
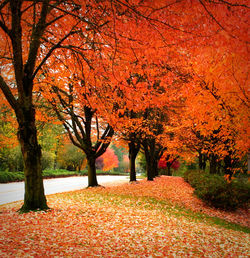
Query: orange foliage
1 0 248 162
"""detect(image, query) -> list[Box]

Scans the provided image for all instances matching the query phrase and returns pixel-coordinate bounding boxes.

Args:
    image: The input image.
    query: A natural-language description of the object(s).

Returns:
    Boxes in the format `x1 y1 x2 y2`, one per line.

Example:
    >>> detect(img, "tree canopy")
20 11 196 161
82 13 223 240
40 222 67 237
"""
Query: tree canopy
0 0 249 210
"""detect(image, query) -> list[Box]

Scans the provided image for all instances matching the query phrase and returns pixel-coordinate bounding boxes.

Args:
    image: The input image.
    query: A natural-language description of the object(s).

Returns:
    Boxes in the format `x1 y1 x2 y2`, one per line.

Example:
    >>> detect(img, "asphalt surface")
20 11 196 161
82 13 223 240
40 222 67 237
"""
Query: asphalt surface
0 175 128 205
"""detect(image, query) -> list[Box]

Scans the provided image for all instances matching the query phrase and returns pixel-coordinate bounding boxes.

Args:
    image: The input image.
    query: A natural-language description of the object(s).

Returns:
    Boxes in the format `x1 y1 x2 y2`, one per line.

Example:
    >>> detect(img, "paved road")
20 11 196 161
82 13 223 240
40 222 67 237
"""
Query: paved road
0 175 128 205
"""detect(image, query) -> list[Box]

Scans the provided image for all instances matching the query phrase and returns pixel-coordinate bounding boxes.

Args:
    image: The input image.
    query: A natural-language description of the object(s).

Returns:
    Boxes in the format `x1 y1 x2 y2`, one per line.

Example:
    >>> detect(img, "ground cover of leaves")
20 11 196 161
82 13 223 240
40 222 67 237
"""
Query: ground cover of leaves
0 176 249 257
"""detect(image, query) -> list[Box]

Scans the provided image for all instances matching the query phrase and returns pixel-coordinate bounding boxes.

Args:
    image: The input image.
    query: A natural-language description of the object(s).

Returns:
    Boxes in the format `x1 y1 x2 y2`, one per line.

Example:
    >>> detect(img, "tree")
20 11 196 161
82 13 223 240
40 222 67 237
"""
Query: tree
1 0 248 210
49 83 114 186
57 143 86 171
0 0 96 211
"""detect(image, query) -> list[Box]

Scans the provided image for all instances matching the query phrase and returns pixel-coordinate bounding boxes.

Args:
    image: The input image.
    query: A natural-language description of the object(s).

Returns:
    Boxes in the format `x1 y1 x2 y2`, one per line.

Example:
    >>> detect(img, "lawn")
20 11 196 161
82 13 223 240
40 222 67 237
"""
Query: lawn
0 176 249 257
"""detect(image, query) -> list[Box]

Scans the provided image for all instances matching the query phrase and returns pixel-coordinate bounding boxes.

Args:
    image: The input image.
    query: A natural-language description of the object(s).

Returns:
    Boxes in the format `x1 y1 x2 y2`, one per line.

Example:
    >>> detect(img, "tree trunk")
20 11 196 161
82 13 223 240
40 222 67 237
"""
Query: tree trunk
18 108 48 212
198 151 207 170
143 139 159 181
146 160 154 180
128 141 140 182
209 154 218 174
144 147 154 181
129 154 137 182
87 156 98 187
153 158 159 177
166 163 171 176
202 154 207 170
224 155 233 179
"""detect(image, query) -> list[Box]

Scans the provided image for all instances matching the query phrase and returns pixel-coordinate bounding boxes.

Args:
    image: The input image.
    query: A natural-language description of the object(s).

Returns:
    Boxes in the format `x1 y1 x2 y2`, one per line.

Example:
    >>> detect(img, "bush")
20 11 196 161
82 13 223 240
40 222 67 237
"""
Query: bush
184 170 250 211
232 179 250 207
194 175 237 210
0 171 24 183
42 169 79 178
184 170 208 188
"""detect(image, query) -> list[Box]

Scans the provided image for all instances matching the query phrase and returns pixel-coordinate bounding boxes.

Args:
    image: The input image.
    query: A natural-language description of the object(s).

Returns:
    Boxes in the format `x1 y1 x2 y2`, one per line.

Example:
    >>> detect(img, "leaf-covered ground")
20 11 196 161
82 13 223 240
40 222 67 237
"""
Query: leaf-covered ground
0 176 249 257
104 176 250 228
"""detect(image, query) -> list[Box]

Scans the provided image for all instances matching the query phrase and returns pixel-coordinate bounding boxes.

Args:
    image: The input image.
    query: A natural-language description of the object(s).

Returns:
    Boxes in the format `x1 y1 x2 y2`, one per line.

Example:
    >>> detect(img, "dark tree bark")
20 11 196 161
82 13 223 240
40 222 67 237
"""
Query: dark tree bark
128 139 140 182
87 156 98 187
153 158 159 177
209 154 219 174
144 149 155 181
17 105 48 212
223 153 237 180
166 163 172 176
198 150 207 170
142 138 163 181
129 150 137 182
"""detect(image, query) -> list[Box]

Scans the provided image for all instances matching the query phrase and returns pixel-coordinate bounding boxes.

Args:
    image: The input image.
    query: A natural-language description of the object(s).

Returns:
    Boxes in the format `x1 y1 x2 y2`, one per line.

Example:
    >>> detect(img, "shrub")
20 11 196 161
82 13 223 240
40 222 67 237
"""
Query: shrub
0 171 24 183
194 175 236 210
232 179 250 207
183 169 191 182
184 170 207 187
42 169 79 178
184 170 250 211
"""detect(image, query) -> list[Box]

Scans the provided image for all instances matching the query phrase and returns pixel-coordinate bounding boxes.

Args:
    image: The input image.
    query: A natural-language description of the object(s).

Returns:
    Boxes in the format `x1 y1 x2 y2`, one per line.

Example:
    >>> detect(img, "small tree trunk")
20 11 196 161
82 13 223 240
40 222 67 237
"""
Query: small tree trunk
166 163 171 176
18 110 48 212
87 157 98 187
202 155 207 170
198 151 203 170
146 161 154 180
53 139 59 170
143 139 157 181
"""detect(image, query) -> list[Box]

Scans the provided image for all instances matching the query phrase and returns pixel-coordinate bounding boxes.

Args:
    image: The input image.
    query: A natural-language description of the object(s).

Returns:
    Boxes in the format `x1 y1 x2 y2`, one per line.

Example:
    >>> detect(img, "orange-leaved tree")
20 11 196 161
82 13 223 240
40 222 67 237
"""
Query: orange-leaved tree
0 0 106 211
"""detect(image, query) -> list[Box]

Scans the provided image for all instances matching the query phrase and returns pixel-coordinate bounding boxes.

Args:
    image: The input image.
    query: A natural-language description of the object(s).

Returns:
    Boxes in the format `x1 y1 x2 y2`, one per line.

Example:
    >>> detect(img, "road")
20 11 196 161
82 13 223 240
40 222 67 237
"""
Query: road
0 175 128 205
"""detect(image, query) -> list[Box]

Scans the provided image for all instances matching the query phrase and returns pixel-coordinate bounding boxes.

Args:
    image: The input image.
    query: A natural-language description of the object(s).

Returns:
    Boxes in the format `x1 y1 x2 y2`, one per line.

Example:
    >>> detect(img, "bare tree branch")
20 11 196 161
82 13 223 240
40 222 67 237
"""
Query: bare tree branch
0 75 17 111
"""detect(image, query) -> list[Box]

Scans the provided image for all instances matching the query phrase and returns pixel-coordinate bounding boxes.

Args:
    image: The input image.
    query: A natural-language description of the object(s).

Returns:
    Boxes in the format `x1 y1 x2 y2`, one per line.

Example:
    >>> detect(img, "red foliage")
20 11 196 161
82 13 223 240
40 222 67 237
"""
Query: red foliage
102 148 119 171
158 159 167 169
171 160 180 171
